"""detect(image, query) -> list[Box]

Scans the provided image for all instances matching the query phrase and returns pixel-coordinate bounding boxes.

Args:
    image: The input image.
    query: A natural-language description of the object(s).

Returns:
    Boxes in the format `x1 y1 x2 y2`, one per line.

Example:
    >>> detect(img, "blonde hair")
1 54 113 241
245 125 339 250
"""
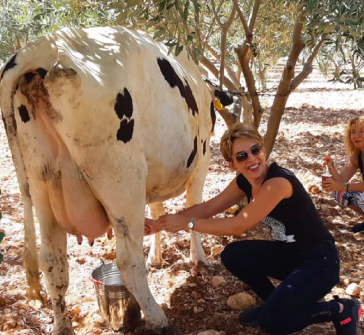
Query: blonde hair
344 116 364 155
220 123 264 162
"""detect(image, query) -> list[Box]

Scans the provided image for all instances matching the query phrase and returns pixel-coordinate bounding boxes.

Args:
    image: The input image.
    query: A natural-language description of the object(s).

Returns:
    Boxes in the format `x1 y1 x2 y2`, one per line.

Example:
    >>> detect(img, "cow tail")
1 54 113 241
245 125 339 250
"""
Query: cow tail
0 55 46 304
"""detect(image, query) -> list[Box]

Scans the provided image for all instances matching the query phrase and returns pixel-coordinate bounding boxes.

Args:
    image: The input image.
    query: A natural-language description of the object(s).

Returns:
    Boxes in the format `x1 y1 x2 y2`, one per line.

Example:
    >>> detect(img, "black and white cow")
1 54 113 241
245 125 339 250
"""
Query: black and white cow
0 27 215 334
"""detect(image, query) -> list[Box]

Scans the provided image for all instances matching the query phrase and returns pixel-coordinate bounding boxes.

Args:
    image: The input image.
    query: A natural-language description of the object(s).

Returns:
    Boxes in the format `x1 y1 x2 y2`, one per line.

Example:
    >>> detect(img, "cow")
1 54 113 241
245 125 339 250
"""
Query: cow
0 26 215 335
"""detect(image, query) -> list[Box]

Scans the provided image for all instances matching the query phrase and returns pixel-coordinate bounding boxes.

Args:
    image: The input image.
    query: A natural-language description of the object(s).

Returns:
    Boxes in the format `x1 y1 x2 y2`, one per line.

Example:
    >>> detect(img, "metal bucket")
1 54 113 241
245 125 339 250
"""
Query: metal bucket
90 262 141 330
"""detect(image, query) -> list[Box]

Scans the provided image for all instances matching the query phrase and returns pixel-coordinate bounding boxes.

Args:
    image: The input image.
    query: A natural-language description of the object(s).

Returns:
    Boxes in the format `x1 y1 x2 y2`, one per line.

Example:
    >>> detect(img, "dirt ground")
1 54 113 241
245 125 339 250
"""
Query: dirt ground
1 64 364 335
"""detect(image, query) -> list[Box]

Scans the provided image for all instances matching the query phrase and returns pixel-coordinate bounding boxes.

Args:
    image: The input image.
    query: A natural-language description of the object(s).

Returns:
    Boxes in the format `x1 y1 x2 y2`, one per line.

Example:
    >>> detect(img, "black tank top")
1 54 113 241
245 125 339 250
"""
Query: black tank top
358 152 364 180
236 163 334 246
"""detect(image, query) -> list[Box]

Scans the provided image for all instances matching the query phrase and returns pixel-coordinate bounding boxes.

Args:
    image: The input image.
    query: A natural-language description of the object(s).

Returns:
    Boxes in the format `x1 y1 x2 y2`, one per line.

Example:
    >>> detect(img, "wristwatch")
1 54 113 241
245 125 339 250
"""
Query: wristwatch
188 218 196 230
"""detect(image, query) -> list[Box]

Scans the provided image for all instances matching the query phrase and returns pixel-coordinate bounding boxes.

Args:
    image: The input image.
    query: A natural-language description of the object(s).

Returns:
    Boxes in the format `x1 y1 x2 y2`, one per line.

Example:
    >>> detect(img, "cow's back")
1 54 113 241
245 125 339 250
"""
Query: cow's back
36 27 211 202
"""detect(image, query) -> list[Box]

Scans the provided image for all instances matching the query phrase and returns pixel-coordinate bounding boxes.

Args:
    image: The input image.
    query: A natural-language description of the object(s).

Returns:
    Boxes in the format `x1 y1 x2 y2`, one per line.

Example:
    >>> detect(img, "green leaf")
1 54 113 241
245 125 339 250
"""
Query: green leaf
0 232 4 244
153 28 165 39
307 0 313 13
322 25 335 34
126 0 143 8
348 29 362 39
191 0 200 12
183 1 190 21
175 44 184 56
116 10 128 24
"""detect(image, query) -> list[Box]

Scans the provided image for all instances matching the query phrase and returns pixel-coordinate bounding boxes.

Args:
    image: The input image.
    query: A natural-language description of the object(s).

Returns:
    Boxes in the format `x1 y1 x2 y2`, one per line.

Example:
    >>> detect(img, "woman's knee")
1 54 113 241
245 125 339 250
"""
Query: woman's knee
221 241 249 268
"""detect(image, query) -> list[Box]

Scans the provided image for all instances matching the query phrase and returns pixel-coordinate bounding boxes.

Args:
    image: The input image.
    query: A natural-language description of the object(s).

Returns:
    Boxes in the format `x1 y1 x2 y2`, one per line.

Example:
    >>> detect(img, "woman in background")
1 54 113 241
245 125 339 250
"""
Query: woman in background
323 116 364 233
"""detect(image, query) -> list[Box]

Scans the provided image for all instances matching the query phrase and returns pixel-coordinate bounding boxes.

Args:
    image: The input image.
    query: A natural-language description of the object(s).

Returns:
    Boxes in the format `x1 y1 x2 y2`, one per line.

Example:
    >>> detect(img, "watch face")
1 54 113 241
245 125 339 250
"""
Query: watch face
188 221 194 229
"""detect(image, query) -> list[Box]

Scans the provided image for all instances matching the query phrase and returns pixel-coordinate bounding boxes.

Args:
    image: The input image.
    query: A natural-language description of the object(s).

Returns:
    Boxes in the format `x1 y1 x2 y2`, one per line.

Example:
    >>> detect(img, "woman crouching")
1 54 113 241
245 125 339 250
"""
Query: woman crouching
157 123 361 335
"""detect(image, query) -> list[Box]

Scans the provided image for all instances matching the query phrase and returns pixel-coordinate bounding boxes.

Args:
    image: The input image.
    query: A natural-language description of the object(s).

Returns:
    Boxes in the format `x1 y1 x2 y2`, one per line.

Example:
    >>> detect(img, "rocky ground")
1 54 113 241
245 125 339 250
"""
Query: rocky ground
0 64 364 335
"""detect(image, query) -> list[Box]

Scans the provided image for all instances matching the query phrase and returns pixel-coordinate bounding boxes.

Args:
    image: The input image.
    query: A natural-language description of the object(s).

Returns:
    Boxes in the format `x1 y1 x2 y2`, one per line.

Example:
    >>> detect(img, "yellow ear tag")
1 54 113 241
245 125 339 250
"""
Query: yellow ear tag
214 99 225 111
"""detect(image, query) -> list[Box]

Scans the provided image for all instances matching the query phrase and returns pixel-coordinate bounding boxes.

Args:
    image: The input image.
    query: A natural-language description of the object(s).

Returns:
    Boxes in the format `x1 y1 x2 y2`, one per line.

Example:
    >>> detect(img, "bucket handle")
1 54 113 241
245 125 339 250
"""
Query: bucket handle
90 259 106 285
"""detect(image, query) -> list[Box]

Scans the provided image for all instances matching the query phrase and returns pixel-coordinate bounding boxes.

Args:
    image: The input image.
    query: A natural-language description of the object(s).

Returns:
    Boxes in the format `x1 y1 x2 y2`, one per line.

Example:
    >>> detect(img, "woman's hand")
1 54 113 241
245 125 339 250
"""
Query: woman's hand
144 218 162 236
323 155 334 168
158 214 189 233
322 179 345 192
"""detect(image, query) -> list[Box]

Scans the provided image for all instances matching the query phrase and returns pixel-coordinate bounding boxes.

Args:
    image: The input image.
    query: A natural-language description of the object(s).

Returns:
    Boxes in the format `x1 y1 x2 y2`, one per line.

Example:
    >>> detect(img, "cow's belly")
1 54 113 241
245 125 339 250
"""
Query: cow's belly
146 163 192 203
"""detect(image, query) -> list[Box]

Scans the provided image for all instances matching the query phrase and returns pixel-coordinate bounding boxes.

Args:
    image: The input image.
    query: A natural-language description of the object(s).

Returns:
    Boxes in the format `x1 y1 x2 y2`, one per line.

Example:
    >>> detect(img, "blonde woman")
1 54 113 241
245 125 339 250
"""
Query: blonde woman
323 116 364 233
154 123 361 335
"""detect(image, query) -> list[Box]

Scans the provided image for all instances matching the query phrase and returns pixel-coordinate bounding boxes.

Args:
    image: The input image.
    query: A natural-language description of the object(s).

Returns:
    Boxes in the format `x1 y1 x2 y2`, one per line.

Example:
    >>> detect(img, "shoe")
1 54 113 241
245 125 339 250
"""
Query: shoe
239 306 261 327
351 222 364 233
332 296 362 335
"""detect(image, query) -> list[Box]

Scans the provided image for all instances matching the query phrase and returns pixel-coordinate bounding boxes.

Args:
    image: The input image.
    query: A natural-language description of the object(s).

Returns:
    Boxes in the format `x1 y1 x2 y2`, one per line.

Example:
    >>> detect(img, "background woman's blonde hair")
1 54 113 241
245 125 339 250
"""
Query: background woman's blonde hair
220 123 264 162
344 116 364 155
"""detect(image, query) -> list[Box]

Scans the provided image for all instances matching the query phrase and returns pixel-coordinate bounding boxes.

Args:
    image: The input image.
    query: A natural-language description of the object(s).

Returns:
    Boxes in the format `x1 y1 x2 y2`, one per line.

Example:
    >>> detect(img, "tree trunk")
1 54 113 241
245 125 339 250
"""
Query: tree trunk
236 43 264 128
264 11 306 157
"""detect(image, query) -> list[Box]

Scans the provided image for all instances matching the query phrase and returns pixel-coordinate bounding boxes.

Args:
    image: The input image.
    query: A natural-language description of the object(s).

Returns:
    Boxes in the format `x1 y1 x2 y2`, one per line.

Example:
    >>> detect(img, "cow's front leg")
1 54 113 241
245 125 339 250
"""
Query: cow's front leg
186 164 209 274
34 187 74 335
147 202 166 268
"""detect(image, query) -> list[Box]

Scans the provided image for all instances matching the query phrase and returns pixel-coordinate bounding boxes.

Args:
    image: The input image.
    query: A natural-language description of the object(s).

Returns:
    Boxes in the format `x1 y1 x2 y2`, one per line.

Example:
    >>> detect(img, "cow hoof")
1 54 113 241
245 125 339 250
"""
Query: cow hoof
146 258 163 269
190 263 210 276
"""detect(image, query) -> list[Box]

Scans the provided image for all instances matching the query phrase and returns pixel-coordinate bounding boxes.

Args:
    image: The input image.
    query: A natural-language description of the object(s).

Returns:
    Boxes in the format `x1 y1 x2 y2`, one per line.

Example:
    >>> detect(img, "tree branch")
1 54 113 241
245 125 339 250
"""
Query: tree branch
290 33 327 89
200 56 237 91
232 0 249 34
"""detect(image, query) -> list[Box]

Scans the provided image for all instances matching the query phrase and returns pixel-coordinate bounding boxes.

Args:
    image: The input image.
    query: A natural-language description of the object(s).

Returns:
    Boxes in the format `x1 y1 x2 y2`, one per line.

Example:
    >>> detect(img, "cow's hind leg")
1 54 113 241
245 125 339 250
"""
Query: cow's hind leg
32 182 74 335
147 202 166 268
85 165 175 332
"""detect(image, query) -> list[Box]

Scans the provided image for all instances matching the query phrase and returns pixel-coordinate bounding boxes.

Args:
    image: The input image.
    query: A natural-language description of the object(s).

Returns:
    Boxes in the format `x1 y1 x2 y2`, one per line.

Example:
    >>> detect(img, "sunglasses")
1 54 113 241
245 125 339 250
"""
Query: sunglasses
235 144 262 162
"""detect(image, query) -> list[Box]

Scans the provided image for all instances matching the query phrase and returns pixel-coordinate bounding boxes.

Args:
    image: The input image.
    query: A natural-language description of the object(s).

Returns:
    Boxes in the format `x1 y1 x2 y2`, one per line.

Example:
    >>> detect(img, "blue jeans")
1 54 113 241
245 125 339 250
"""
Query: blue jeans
221 239 340 335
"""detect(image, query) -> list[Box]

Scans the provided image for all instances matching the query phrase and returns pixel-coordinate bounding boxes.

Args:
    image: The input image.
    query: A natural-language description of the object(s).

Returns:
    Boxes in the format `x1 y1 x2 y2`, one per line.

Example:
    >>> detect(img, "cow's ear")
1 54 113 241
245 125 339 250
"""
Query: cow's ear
228 161 237 171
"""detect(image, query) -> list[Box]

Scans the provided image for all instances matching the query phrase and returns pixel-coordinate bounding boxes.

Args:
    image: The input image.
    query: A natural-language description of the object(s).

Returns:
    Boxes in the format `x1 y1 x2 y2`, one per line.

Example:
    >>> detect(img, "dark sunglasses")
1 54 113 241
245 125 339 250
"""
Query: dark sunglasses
235 144 262 162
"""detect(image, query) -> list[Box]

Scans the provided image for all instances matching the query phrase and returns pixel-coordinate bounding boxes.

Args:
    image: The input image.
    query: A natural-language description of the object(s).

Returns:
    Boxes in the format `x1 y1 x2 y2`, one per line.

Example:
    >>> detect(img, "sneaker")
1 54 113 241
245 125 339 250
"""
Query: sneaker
351 221 364 233
239 306 261 327
332 296 362 335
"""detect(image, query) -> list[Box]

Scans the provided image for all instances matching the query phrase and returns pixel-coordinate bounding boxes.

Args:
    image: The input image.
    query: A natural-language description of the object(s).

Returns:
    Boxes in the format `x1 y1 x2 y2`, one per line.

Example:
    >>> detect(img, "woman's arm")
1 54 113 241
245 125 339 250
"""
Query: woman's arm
322 154 364 191
324 154 357 183
160 177 293 236
171 176 246 219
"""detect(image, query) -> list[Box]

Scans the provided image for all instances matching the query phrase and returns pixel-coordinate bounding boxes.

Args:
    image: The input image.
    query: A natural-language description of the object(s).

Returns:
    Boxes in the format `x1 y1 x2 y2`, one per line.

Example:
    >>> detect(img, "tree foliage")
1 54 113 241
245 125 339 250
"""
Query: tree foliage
0 0 363 155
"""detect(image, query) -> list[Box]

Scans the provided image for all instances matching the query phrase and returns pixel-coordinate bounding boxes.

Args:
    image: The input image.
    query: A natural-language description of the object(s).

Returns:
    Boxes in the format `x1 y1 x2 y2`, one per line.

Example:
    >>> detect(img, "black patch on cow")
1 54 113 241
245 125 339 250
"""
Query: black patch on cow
117 119 134 143
210 101 216 132
1 54 17 81
114 88 133 120
24 72 37 84
203 140 207 156
36 68 48 79
184 81 198 116
157 57 198 116
187 136 198 168
18 105 30 123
